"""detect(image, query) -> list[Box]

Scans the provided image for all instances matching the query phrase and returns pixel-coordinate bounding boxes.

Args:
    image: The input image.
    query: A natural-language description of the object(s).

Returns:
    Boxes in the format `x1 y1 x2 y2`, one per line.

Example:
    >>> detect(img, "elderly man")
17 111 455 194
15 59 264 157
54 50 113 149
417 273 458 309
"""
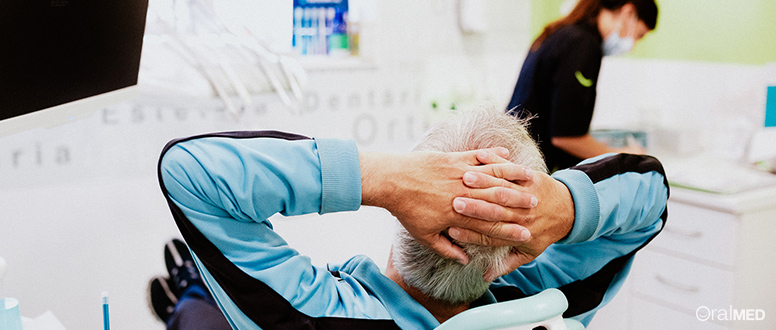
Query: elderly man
158 108 668 329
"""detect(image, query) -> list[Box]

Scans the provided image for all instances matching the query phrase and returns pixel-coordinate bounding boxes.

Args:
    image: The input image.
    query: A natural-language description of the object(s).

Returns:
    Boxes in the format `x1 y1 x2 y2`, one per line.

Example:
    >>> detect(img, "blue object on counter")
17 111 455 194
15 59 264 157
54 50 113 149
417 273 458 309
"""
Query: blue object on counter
102 292 110 330
1 298 23 330
766 86 776 128
591 129 647 148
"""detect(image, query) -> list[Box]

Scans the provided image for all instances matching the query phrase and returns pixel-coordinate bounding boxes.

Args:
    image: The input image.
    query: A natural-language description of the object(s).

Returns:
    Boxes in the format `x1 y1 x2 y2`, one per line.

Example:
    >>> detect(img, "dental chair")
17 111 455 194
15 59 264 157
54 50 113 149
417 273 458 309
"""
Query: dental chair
436 288 585 330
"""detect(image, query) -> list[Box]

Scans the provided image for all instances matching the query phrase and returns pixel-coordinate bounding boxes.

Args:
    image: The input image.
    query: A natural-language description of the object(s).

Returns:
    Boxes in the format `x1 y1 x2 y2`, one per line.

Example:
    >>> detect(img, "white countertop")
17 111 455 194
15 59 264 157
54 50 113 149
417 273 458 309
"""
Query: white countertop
668 184 776 214
656 154 776 214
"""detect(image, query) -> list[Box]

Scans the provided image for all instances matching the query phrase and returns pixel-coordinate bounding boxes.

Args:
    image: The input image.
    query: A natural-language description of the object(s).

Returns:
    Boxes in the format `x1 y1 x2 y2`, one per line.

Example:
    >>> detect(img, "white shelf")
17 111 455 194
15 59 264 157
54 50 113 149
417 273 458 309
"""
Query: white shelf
298 55 377 72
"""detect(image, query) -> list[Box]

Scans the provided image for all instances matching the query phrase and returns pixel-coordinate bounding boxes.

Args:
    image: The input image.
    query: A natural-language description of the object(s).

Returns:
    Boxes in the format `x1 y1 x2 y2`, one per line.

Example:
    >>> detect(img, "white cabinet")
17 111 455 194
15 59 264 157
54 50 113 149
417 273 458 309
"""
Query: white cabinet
589 185 776 330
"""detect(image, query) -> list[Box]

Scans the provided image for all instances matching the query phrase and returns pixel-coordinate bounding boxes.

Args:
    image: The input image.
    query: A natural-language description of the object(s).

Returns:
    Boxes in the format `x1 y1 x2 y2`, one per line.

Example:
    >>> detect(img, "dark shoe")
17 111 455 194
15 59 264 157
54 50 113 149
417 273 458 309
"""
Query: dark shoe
148 276 177 323
164 238 203 295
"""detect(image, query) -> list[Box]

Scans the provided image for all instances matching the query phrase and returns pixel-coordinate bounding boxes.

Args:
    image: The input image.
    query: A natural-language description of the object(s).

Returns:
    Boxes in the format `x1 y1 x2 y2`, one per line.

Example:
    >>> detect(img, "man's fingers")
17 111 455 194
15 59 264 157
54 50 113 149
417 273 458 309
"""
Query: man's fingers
475 148 510 165
460 148 511 166
448 218 531 245
463 185 538 209
461 171 539 208
458 149 535 183
454 196 535 221
463 171 514 189
426 234 470 265
468 164 534 183
453 197 502 221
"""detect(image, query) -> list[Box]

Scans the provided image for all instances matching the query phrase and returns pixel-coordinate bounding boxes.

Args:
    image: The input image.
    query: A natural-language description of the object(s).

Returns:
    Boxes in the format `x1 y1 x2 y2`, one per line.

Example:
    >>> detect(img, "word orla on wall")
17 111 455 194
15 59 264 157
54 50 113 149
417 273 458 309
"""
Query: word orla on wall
696 306 766 322
0 142 71 169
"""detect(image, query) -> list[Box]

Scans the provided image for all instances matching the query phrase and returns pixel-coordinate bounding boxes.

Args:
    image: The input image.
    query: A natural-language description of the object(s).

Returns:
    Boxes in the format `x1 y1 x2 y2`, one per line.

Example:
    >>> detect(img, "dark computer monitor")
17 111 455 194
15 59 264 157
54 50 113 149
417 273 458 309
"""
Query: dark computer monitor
0 0 149 137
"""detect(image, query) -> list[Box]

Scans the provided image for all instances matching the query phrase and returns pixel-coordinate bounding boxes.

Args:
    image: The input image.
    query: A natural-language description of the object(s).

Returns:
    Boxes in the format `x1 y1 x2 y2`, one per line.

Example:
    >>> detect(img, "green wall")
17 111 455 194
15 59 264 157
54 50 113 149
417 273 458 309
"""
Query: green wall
530 0 566 44
531 0 776 65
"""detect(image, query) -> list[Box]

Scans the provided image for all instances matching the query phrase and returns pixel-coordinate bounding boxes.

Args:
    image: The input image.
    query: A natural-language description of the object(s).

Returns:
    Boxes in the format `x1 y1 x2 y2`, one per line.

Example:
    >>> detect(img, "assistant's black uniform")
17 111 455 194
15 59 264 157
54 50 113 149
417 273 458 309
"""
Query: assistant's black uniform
507 22 604 171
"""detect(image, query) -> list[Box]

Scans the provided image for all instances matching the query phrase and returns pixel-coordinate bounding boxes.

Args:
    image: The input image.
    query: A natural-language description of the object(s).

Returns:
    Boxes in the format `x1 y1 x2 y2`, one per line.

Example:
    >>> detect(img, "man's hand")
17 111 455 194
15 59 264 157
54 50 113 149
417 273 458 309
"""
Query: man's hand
447 151 575 281
360 149 538 265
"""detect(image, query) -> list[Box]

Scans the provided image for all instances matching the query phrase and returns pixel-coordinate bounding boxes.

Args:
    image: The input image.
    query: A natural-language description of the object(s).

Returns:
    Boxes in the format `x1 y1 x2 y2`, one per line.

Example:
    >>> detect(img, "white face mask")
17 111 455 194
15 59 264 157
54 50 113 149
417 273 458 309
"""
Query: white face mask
602 11 637 56
602 31 635 56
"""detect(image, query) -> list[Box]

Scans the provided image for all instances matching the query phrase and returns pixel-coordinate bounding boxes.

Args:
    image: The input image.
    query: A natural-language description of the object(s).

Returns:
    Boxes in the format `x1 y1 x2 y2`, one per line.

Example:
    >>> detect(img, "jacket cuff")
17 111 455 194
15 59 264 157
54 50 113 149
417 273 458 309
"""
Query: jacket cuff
552 168 600 244
314 138 362 214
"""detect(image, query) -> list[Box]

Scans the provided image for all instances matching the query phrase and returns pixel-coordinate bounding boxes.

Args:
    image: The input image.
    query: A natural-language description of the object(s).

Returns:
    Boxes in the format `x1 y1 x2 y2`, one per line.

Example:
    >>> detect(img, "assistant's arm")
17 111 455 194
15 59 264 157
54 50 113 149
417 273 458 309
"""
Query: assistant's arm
551 134 615 159
552 134 646 159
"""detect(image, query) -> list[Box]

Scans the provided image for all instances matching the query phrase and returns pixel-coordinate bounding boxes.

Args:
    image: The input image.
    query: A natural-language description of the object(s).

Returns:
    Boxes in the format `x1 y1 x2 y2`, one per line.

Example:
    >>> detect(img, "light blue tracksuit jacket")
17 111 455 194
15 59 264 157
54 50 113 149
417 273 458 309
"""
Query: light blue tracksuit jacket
158 130 668 329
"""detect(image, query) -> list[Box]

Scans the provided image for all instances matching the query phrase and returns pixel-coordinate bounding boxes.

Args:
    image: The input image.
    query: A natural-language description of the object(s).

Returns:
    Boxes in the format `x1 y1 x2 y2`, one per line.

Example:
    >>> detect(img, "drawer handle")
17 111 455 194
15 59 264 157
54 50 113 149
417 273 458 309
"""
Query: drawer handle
655 275 700 293
664 227 703 239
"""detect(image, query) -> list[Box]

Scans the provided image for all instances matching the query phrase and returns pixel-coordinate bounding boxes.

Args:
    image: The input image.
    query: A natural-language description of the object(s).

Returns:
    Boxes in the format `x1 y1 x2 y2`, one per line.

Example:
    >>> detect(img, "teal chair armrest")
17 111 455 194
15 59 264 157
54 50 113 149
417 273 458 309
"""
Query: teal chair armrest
564 318 585 330
436 288 580 330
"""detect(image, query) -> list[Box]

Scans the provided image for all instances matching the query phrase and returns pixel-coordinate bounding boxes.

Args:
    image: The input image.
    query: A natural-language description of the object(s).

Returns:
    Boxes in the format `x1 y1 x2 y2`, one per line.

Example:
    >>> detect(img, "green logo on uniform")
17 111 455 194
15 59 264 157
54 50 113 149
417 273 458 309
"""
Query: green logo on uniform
575 71 593 87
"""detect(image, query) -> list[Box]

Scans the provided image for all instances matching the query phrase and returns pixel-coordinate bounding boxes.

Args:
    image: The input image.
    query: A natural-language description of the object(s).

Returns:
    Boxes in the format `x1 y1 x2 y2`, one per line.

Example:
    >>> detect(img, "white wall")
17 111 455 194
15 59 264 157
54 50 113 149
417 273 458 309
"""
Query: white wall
593 57 768 160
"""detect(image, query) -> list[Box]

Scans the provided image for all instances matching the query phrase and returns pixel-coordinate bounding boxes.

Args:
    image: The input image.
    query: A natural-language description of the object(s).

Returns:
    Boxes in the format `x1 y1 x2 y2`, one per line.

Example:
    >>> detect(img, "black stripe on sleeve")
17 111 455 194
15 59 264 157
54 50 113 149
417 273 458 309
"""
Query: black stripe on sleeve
159 130 312 156
570 153 667 185
494 153 669 318
157 130 401 330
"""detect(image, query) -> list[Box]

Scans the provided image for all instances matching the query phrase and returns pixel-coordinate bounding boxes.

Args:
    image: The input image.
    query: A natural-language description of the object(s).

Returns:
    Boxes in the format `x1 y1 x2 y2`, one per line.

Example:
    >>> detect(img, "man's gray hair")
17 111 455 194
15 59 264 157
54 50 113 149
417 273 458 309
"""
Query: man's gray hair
391 107 546 305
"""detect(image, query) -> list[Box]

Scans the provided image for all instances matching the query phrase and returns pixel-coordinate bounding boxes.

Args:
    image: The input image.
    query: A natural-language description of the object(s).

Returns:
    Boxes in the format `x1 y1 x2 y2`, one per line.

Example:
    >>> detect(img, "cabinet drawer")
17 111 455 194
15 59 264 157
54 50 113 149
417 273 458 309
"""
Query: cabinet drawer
632 250 734 310
652 201 738 267
632 297 729 330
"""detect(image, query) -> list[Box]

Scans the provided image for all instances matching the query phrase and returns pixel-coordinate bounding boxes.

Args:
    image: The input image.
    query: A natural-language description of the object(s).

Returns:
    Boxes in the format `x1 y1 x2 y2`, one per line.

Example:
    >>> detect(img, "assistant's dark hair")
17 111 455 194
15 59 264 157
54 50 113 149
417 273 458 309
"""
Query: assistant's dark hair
531 0 658 51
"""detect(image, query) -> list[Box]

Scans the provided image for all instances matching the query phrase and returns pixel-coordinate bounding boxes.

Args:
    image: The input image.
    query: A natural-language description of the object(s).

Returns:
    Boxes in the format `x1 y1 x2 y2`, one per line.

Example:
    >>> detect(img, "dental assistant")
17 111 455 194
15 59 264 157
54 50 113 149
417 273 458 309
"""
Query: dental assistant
507 0 658 171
